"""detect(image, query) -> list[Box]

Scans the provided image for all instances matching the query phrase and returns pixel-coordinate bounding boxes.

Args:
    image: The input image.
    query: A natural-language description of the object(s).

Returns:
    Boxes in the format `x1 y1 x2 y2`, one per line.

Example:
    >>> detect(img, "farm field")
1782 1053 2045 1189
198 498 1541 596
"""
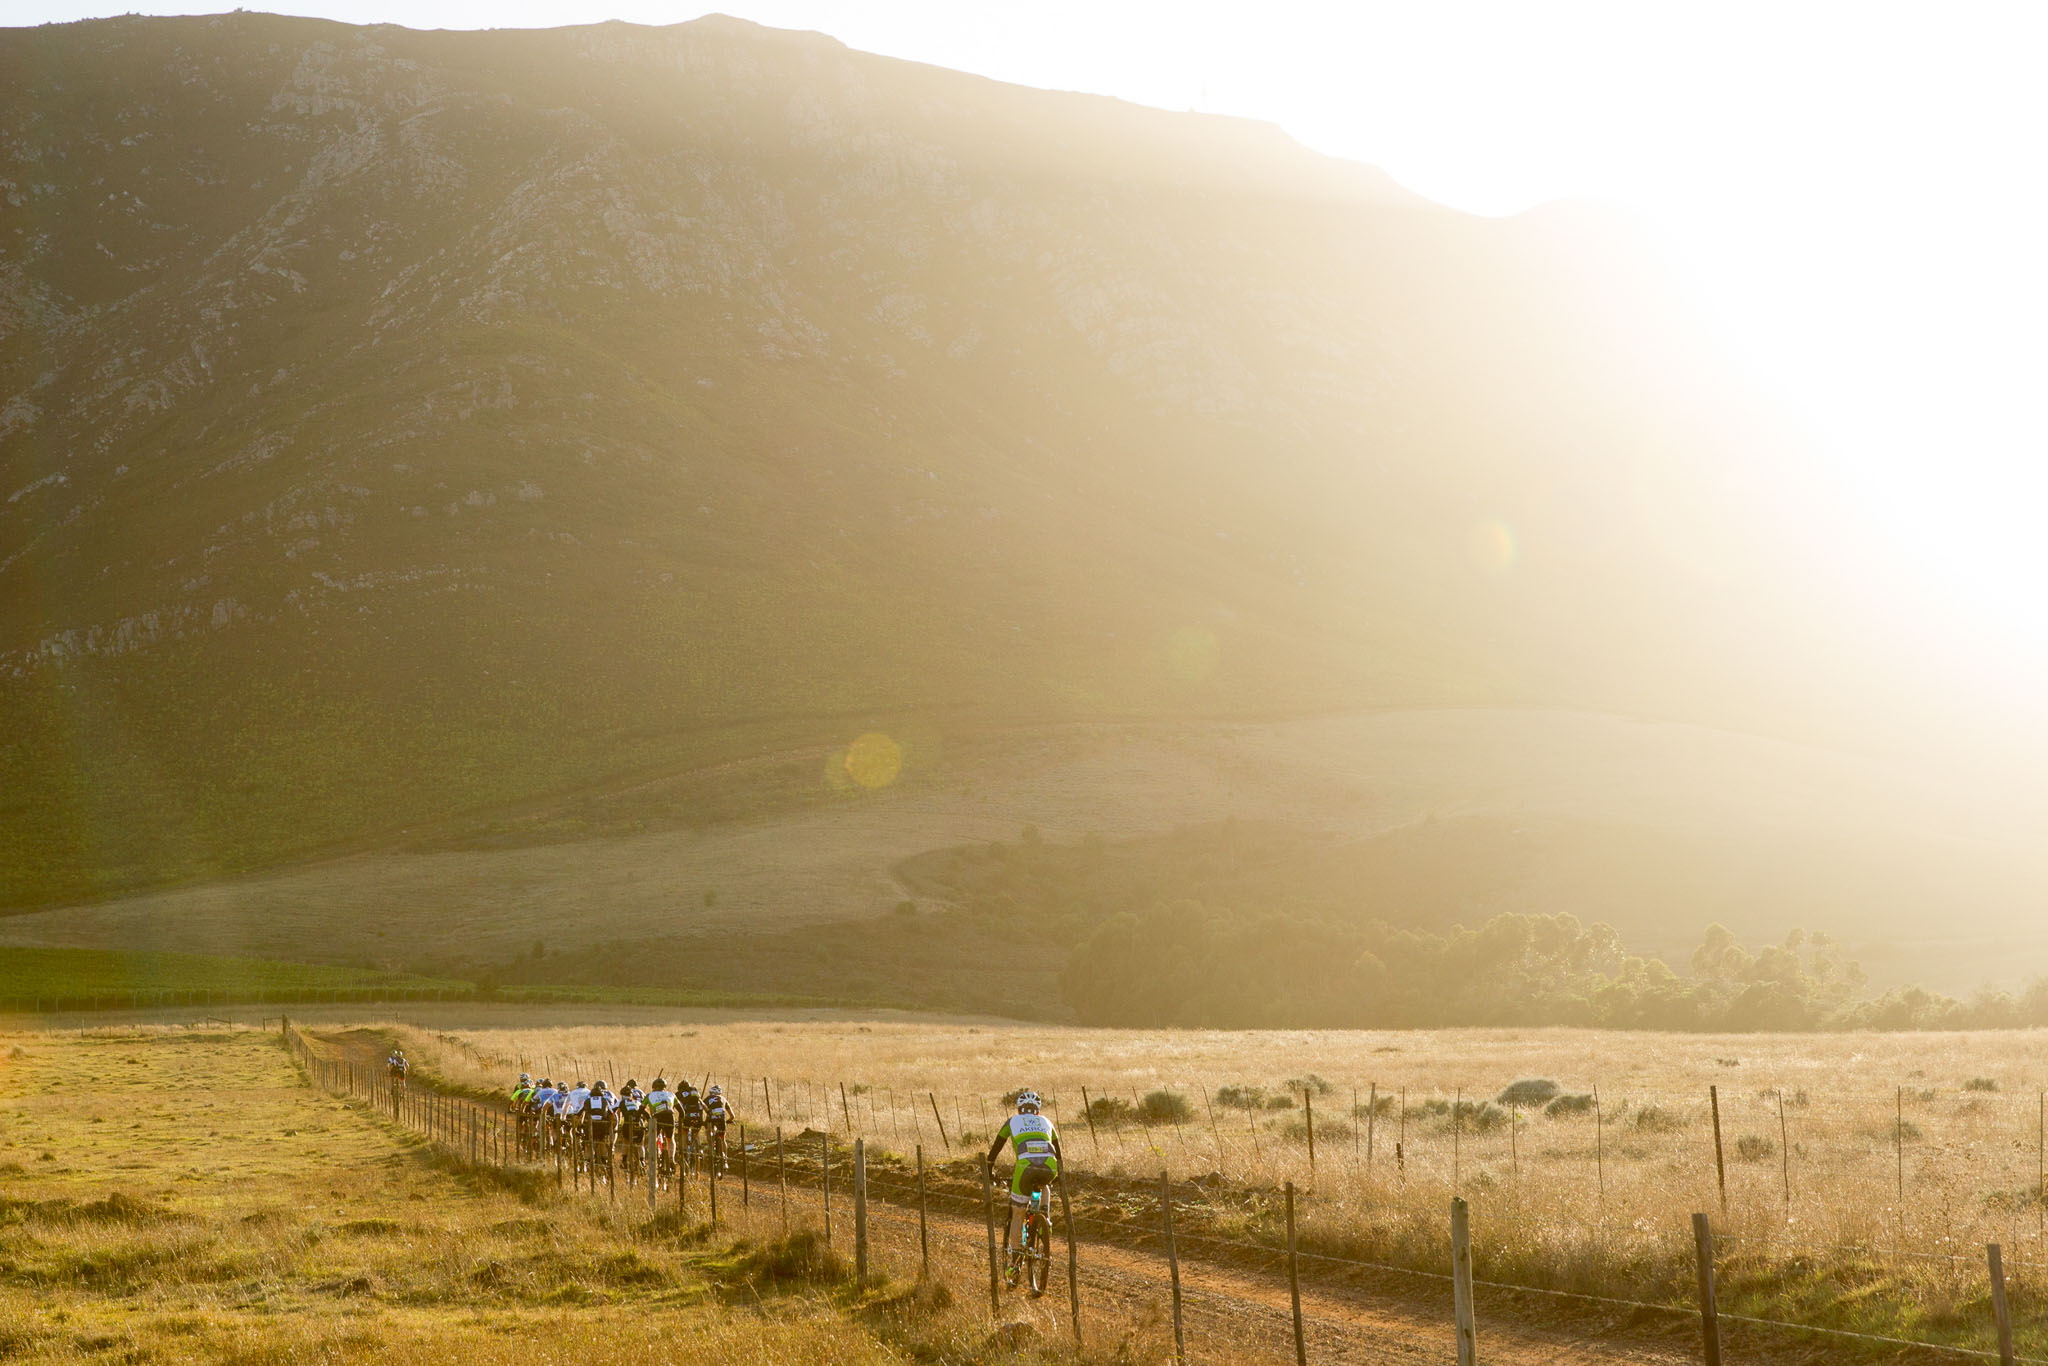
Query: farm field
0 1024 1137 1365
0 946 463 1010
375 1012 2048 1357
9 709 2047 996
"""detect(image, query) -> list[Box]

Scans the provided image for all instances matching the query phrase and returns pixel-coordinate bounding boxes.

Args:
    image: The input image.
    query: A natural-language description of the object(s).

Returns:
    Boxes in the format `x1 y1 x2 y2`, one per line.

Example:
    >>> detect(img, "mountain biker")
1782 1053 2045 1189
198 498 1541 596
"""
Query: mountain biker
677 1081 707 1165
386 1048 408 1079
586 1081 615 1153
704 1083 735 1172
560 1080 591 1118
644 1078 679 1169
619 1080 647 1151
510 1073 534 1110
986 1090 1061 1286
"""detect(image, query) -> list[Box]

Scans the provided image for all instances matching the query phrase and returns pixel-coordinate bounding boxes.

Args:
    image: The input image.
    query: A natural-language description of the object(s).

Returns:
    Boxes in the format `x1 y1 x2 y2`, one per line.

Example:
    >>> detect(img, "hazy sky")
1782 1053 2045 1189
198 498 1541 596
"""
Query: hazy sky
10 0 2048 653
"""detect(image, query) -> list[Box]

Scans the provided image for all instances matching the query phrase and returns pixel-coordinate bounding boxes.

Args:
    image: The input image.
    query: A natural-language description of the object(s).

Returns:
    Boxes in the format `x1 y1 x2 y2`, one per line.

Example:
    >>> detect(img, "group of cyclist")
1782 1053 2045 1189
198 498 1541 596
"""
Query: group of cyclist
503 1068 1061 1287
508 1072 737 1177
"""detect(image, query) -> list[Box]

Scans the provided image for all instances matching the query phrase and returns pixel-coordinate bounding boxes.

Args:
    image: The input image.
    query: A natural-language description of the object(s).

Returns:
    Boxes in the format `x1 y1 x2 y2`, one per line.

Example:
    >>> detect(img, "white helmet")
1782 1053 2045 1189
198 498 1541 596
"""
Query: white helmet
1015 1090 1041 1114
708 1084 722 1096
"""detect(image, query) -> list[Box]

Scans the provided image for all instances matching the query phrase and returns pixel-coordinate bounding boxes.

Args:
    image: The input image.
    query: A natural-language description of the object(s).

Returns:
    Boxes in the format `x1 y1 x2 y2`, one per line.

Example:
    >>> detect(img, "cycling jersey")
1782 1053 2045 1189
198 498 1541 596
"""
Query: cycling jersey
531 1087 559 1112
987 1113 1062 1206
705 1096 732 1128
678 1092 706 1127
559 1087 592 1116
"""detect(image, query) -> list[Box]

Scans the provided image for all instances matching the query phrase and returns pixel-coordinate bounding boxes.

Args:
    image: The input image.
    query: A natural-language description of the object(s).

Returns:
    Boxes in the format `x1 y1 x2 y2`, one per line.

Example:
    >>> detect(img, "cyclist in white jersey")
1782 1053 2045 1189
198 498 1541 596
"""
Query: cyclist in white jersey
985 1089 1061 1284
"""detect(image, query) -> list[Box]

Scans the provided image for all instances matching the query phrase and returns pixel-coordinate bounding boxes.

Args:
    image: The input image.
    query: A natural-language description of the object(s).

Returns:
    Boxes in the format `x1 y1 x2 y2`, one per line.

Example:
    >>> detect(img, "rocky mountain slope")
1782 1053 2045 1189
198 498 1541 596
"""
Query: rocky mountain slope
3 13 1844 906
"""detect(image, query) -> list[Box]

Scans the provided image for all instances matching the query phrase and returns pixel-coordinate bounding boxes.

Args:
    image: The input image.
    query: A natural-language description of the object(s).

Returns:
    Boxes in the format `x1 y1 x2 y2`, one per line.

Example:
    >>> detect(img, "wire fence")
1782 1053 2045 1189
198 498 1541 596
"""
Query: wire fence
284 1019 2047 1364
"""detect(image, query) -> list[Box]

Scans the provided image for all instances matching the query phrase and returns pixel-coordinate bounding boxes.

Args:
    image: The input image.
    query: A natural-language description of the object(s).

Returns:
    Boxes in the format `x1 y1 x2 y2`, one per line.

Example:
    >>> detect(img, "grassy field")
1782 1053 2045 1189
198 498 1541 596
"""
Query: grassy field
0 946 466 1009
372 1014 2048 1357
10 709 2048 999
0 1025 1139 1364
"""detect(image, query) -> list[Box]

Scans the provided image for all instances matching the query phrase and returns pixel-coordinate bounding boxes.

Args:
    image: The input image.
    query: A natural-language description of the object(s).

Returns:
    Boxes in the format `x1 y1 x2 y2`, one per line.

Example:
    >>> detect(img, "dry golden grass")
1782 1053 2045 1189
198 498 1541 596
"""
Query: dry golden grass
0 1026 1148 1365
377 1015 2048 1353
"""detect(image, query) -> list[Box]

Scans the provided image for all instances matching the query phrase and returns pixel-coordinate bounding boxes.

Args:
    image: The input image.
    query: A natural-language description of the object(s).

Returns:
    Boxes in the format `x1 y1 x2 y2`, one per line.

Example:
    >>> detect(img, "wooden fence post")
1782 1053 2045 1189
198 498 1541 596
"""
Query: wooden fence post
853 1138 869 1288
1991 1242 2016 1366
1304 1090 1316 1178
1453 1088 1462 1192
709 1145 719 1226
930 1092 951 1150
916 1145 931 1279
822 1130 832 1245
1693 1212 1722 1366
1366 1083 1377 1168
1162 1171 1186 1364
1287 1181 1307 1366
646 1113 656 1216
777 1127 788 1233
1061 1170 1080 1344
841 1082 854 1134
1778 1091 1792 1209
1451 1196 1477 1366
740 1125 749 1210
1202 1085 1224 1170
1080 1086 1100 1155
984 1159 1002 1318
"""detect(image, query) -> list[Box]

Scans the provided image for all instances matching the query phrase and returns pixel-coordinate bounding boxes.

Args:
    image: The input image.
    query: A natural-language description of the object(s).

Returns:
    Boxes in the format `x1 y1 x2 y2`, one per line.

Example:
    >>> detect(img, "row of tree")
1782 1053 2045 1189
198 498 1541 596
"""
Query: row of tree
1060 906 2048 1031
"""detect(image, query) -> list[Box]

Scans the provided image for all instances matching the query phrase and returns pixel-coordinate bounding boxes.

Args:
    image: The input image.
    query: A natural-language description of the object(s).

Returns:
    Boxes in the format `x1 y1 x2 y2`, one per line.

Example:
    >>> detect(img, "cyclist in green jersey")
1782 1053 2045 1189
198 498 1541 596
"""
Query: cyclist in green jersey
985 1089 1061 1284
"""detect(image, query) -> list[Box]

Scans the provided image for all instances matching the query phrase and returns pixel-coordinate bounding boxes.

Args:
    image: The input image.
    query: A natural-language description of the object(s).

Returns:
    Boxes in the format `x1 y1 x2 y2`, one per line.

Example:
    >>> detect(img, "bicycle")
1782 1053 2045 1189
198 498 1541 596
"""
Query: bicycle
619 1116 645 1188
992 1172 1054 1298
652 1126 676 1191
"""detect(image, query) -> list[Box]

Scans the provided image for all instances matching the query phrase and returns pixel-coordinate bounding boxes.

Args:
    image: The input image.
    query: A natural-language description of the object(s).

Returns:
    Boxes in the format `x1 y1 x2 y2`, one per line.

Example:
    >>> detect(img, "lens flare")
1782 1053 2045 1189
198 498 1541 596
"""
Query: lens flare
843 732 903 789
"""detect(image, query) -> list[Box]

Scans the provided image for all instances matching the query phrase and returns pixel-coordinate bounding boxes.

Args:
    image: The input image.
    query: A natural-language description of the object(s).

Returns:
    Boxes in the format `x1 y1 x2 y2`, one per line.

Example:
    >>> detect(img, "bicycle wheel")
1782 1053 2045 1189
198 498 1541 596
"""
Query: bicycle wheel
1025 1213 1051 1297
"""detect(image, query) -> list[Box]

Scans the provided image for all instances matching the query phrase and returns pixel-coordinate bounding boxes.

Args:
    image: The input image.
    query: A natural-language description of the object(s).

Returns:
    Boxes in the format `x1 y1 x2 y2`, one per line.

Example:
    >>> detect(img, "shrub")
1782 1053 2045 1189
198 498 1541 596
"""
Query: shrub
1286 1073 1335 1098
1497 1078 1560 1108
1734 1134 1775 1162
1140 1090 1192 1123
1545 1093 1595 1118
1451 1100 1508 1132
1086 1096 1134 1125
1965 1077 2000 1092
1354 1094 1396 1119
1215 1085 1265 1110
1634 1106 1684 1133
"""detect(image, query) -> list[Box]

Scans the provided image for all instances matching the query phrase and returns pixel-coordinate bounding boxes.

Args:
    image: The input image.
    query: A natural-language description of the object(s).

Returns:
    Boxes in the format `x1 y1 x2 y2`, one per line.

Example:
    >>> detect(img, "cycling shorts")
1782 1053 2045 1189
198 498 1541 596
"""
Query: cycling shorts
1008 1154 1059 1206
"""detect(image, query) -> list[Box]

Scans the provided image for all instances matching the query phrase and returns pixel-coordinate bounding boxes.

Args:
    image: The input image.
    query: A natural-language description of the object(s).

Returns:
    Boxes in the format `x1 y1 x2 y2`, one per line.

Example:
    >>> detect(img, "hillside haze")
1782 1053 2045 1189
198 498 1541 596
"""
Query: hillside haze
0 12 1979 944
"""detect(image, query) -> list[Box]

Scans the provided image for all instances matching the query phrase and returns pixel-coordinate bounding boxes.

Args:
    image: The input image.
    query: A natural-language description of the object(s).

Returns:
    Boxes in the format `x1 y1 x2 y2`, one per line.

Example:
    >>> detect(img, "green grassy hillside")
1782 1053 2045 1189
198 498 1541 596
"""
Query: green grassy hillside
0 13 1860 907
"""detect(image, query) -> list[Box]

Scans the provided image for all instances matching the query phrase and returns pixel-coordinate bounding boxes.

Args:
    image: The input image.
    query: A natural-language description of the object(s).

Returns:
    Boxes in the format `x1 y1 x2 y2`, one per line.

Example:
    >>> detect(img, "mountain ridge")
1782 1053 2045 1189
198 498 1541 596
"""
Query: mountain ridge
0 12 1880 907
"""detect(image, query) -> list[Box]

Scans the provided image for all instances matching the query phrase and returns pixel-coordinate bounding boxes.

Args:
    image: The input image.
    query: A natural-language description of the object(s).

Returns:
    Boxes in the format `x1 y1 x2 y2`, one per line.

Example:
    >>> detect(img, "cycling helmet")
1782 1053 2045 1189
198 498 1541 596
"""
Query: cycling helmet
707 1084 722 1096
625 1078 637 1090
1015 1090 1042 1114
519 1073 531 1085
652 1077 667 1090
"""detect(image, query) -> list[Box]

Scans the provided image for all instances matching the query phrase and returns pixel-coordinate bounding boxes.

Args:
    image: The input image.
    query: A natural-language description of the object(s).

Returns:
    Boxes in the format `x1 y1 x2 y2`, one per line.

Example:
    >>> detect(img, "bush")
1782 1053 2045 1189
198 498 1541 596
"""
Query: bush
1965 1077 2000 1092
1734 1134 1775 1162
1215 1084 1265 1110
1497 1078 1560 1108
1354 1094 1396 1119
1545 1093 1596 1118
1634 1105 1684 1133
1287 1073 1335 1098
1451 1100 1508 1132
1086 1096 1134 1125
1140 1090 1192 1123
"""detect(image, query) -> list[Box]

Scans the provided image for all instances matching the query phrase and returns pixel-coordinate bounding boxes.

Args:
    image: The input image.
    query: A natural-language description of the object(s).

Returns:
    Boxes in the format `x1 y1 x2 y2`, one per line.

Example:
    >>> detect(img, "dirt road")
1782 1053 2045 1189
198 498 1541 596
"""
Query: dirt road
309 1028 1713 1365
